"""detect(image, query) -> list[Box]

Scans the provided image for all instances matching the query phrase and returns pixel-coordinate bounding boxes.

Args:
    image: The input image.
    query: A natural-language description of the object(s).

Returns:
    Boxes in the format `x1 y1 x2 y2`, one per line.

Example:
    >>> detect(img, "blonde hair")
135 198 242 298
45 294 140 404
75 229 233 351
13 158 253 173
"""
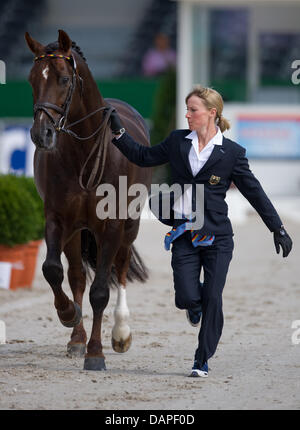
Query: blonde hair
185 85 230 132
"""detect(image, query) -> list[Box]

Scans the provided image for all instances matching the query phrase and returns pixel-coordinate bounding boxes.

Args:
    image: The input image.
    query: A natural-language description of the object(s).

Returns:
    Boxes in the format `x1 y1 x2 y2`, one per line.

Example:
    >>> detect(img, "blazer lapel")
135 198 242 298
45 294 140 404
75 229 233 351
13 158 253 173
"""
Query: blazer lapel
180 137 193 177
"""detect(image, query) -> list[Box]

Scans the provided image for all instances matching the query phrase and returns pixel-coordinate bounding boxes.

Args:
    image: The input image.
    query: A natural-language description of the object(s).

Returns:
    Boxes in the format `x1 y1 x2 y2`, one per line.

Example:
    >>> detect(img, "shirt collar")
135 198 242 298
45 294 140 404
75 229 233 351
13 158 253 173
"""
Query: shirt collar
185 127 223 148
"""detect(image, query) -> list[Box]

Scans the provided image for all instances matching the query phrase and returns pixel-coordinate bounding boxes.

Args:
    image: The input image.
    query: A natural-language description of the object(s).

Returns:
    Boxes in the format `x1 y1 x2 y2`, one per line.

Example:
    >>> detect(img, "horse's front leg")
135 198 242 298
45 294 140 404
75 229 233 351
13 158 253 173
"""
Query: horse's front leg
42 218 82 327
63 231 87 357
84 226 121 371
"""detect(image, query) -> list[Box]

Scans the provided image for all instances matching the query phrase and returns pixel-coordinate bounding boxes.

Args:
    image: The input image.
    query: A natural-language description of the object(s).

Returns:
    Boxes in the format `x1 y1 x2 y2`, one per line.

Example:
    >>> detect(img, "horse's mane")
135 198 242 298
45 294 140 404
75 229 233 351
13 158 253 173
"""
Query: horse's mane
45 41 87 63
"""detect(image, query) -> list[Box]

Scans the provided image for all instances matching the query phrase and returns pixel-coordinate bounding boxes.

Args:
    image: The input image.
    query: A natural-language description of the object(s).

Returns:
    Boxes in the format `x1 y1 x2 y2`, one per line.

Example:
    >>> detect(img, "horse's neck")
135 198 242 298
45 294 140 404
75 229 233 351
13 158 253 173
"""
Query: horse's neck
83 75 105 114
68 70 106 146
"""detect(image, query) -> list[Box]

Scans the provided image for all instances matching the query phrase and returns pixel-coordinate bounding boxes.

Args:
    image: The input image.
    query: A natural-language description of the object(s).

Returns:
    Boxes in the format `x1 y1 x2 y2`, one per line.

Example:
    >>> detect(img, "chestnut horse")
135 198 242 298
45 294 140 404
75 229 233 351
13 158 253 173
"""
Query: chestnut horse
25 29 152 370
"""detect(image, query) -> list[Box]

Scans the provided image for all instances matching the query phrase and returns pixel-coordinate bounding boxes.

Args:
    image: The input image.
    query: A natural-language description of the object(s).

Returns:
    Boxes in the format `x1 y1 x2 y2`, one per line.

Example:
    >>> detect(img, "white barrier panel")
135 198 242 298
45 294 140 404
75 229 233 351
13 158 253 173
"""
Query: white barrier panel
0 320 6 344
0 262 12 290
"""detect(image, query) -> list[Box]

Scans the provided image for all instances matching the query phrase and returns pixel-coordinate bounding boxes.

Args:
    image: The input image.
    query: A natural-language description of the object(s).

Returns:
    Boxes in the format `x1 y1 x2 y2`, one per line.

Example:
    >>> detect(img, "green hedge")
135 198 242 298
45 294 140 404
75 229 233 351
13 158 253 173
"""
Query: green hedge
12 176 45 240
0 175 44 246
150 68 176 185
150 68 176 147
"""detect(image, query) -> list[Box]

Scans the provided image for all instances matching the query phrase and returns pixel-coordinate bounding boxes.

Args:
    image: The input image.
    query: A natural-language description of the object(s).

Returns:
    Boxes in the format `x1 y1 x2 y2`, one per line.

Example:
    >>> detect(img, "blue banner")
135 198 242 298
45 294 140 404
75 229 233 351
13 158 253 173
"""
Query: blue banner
0 124 34 176
237 116 300 159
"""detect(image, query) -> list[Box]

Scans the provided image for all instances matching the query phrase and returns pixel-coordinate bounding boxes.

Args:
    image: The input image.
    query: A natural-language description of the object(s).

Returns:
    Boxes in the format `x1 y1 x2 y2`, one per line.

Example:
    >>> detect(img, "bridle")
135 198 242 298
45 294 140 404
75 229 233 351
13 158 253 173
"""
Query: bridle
33 53 79 132
33 53 114 191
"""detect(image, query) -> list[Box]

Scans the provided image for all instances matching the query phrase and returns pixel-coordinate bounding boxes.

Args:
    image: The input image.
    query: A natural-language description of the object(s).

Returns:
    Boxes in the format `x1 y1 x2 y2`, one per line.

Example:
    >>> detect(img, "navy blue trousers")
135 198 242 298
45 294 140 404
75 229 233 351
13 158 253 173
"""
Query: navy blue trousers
171 232 234 367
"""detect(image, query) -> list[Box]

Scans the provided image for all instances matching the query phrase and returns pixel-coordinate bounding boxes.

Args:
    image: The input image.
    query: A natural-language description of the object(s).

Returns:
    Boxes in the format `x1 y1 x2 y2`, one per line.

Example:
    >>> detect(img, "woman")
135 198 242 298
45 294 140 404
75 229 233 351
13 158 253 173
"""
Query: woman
107 85 293 378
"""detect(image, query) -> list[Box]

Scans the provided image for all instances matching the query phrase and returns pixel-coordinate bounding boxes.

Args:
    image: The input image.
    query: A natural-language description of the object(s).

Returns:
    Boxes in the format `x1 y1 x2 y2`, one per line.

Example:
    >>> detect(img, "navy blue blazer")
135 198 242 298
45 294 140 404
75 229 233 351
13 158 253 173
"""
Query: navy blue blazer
112 129 282 236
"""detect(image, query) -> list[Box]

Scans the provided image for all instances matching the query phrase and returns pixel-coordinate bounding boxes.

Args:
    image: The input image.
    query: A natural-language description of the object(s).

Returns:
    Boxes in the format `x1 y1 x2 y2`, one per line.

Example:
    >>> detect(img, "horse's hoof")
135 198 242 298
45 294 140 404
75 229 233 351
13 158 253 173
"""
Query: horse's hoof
67 343 86 358
111 333 132 353
58 302 82 328
83 356 106 371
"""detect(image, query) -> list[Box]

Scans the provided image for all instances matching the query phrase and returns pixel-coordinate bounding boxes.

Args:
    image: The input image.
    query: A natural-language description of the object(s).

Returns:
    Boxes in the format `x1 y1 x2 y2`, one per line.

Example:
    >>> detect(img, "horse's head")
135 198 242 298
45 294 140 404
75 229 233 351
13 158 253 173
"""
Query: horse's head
25 30 82 151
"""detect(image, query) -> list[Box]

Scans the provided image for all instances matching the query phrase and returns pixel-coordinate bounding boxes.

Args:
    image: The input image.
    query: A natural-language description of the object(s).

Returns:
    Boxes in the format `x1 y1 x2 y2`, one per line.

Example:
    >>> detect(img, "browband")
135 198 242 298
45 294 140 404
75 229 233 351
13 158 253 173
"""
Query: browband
34 53 72 62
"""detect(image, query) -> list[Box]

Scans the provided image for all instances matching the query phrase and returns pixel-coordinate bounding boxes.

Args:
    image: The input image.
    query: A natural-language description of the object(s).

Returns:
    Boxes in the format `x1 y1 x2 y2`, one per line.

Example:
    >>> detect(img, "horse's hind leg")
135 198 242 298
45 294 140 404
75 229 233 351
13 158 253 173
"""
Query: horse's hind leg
63 232 87 357
112 245 132 353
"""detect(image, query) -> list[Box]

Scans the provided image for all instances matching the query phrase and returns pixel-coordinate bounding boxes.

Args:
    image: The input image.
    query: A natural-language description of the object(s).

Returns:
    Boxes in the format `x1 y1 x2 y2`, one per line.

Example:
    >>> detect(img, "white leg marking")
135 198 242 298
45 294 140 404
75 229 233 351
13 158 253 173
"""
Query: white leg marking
42 66 49 80
112 285 130 341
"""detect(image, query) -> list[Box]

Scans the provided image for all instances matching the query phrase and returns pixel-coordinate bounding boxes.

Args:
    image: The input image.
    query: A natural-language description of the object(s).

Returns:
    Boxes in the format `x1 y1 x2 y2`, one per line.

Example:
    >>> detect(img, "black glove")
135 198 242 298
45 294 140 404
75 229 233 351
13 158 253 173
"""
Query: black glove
104 108 124 135
273 226 292 258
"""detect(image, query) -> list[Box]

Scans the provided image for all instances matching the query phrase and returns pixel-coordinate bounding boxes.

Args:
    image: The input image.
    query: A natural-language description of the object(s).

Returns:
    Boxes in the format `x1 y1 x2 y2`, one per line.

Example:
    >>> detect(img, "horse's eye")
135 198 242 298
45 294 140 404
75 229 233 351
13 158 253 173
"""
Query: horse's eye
60 76 70 85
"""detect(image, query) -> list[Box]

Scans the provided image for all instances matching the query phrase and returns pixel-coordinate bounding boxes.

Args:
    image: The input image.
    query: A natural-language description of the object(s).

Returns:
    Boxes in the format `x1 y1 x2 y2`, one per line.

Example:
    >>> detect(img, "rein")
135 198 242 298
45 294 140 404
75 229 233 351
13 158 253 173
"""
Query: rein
33 53 113 191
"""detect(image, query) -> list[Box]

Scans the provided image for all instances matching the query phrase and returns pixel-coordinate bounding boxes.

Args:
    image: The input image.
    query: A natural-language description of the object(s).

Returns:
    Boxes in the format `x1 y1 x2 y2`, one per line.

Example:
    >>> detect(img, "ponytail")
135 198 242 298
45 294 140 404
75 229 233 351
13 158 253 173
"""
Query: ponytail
217 114 230 132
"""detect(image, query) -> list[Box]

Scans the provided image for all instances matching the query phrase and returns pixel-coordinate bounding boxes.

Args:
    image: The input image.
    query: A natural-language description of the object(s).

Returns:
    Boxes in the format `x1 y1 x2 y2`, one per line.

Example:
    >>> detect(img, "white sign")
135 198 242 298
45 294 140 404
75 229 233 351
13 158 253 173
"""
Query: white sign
0 262 12 290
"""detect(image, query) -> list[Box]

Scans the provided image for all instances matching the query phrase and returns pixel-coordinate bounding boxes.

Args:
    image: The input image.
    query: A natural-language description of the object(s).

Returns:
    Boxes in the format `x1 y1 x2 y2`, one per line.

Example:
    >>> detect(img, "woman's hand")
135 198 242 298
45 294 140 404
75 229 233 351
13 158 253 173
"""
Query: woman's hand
273 226 293 257
105 108 124 136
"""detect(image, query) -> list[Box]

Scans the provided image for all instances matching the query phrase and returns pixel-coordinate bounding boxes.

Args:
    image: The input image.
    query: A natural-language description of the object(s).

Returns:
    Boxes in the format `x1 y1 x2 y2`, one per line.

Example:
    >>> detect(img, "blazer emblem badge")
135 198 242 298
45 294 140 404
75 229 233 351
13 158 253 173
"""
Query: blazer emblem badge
209 175 221 185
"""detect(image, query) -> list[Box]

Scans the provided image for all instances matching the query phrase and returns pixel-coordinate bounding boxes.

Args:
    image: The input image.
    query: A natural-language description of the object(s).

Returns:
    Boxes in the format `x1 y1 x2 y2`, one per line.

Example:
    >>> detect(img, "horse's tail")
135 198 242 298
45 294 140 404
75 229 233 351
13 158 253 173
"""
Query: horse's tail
81 229 148 287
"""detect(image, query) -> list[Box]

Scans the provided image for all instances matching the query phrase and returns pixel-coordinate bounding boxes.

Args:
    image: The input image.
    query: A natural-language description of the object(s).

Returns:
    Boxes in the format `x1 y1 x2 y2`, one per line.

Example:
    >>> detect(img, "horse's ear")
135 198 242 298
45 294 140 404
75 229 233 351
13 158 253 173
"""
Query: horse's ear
58 29 72 54
25 32 44 55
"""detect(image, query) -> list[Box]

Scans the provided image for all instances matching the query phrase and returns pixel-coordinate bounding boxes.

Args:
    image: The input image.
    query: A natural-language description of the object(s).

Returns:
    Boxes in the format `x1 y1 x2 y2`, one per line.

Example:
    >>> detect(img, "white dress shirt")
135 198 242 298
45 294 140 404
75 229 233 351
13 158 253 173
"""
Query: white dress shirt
173 127 223 217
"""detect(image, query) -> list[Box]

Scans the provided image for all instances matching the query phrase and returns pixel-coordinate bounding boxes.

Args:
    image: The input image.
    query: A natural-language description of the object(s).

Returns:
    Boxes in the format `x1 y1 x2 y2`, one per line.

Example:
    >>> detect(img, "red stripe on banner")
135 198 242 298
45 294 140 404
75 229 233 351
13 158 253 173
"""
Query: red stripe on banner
238 115 300 122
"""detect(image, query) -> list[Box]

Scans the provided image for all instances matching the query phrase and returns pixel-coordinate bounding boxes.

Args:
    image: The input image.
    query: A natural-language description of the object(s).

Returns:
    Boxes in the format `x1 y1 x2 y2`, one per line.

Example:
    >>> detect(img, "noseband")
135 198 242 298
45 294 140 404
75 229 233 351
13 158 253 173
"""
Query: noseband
33 53 114 191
